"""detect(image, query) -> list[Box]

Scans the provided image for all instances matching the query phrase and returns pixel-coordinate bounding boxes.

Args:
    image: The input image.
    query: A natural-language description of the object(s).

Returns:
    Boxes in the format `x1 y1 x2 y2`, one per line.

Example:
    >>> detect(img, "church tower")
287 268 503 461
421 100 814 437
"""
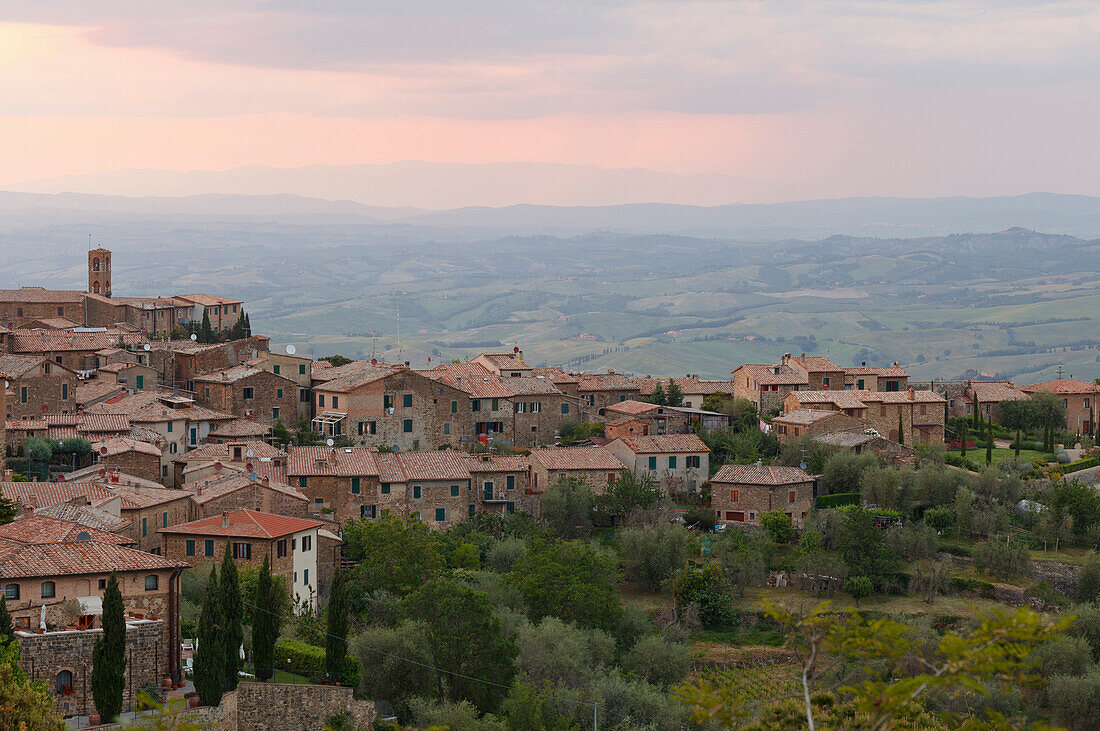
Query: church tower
88 247 111 297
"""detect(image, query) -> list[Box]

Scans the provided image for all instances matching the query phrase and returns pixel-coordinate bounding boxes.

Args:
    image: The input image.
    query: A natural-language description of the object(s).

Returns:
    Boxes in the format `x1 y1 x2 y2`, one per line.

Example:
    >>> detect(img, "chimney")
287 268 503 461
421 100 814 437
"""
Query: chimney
221 511 230 528
800 352 806 363
262 476 269 484
907 387 915 401
893 361 899 367
20 499 35 519
861 361 866 367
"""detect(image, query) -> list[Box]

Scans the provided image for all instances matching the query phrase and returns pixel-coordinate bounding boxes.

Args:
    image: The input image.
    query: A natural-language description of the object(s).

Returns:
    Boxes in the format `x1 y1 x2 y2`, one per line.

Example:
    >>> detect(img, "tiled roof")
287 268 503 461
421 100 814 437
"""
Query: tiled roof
0 482 118 510
183 441 285 462
159 509 321 539
287 446 379 477
396 451 472 482
773 409 844 426
479 353 532 370
790 390 869 408
461 454 529 472
0 354 47 378
861 390 945 404
844 364 909 377
735 363 809 386
575 373 640 392
5 418 46 432
530 367 578 385
84 391 235 423
76 379 126 406
9 330 147 353
528 446 625 471
175 293 240 306
790 356 843 373
1021 379 1100 395
815 430 879 447
208 419 272 438
24 316 81 329
0 515 133 546
969 380 1030 403
313 361 404 391
113 296 194 308
74 414 133 433
372 453 408 484
33 503 130 533
61 466 167 491
97 361 143 374
0 540 187 579
711 464 813 485
423 370 562 398
613 434 710 454
633 377 736 396
112 485 191 510
187 473 307 505
194 365 287 384
604 400 661 416
90 437 162 458
0 287 85 303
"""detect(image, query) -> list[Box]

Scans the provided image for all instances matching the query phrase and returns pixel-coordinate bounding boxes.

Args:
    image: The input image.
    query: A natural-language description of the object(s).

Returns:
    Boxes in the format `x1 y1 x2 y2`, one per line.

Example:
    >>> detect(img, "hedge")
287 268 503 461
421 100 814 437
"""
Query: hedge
273 638 361 687
1063 456 1099 475
950 576 996 599
816 493 860 509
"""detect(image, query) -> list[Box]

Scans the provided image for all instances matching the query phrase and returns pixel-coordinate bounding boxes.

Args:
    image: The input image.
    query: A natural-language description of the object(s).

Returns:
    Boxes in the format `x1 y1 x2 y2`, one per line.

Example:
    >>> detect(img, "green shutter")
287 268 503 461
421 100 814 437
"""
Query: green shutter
351 477 360 494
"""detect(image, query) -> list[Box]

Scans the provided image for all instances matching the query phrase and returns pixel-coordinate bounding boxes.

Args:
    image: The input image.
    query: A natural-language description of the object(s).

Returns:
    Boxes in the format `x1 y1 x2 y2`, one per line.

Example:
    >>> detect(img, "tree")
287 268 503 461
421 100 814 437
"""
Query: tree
253 555 281 682
199 310 215 343
539 477 595 539
958 420 968 458
0 642 65 731
597 471 662 523
701 395 757 432
974 538 1031 580
0 495 17 525
888 523 948 603
1032 391 1067 452
23 437 54 481
897 412 904 446
760 511 794 544
712 530 768 598
617 523 694 591
1000 399 1037 458
403 577 518 711
354 621 436 719
622 634 690 689
91 572 126 721
665 379 684 407
343 515 444 596
508 540 623 632
194 565 224 705
837 507 900 588
0 589 12 643
985 414 993 465
843 576 872 604
325 569 350 683
220 545 243 690
818 452 879 496
649 382 667 406
1079 556 1100 603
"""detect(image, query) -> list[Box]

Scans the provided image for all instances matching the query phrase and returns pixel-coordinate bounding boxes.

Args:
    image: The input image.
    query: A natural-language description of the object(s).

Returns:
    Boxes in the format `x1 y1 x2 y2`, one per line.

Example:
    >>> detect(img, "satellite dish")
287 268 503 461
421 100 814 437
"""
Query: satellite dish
286 344 297 355
56 474 66 483
3 381 7 389
214 461 223 471
143 344 151 351
98 468 107 477
370 358 377 366
245 449 254 458
249 472 258 481
100 446 109 455
246 463 254 472
326 438 335 447
392 445 400 453
190 333 198 341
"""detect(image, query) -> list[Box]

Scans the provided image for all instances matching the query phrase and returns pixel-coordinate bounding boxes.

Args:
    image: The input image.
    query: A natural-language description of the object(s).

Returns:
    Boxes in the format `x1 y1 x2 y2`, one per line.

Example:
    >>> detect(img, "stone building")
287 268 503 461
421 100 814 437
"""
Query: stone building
843 362 909 392
369 450 477 529
7 329 149 372
731 362 810 414
606 434 710 492
286 446 381 525
0 353 79 418
711 464 816 527
96 360 158 392
185 472 309 520
1021 379 1099 436
194 365 299 424
159 509 323 609
462 453 535 517
112 484 195 554
574 372 642 415
526 446 626 495
631 376 736 409
175 293 244 334
782 388 946 445
771 409 867 444
90 437 163 483
249 350 315 421
147 336 270 392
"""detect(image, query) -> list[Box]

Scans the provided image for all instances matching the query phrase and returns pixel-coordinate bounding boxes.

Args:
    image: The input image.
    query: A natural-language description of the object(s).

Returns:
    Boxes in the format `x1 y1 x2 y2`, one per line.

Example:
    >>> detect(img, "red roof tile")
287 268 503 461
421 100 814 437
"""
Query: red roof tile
612 435 710 454
159 509 321 539
528 446 625 471
712 464 813 485
0 515 133 546
0 540 187 578
286 446 379 477
1021 379 1100 395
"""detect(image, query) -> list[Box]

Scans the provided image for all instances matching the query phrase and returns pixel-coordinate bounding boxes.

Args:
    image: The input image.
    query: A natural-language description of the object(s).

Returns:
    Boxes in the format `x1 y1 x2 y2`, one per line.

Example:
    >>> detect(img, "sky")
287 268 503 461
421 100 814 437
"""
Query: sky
2 1 1100 203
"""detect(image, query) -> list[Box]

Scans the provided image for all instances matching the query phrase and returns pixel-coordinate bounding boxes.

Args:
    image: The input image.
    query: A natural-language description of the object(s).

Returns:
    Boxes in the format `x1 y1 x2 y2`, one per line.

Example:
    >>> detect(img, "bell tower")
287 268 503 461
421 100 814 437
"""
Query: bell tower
88 247 111 297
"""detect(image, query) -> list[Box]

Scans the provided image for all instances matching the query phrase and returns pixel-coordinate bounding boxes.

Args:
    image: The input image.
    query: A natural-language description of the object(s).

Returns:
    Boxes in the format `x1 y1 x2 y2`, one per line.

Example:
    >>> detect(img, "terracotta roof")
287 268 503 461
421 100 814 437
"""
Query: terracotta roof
0 354 48 378
113 296 194 308
159 509 321 539
90 437 162 458
0 482 118 510
84 391 235 423
33 503 130 533
814 430 880 448
287 446 379 477
530 367 578 385
604 400 661 416
175 293 241 306
790 356 842 373
478 353 532 370
23 316 81 329
313 361 404 391
1021 379 1100 395
372 453 408 484
74 414 133 433
844 364 909 377
396 451 472 482
208 419 271 438
422 369 561 398
428 362 490 378
0 540 187 578
112 485 191 510
861 390 945 404
528 446 625 471
0 515 133 546
633 377 736 396
711 464 813 485
97 361 144 374
0 287 85 304
194 365 291 384
9 330 147 353
773 409 845 426
61 466 167 491
461 454 529 472
76 379 126 406
575 373 640 393
183 441 285 462
186 473 307 505
612 435 710 454
735 363 809 386
789 390 869 408
5 418 46 432
969 380 1030 403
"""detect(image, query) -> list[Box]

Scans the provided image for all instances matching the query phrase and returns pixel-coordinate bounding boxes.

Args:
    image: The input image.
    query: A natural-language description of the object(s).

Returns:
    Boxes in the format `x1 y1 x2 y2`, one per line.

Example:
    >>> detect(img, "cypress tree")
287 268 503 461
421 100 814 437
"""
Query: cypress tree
0 591 13 644
986 416 993 465
960 422 967 458
91 571 125 721
973 398 980 428
897 412 904 446
194 566 224 706
199 311 215 344
253 555 280 682
1090 406 1095 442
325 570 350 683
220 545 243 691
650 383 666 406
666 379 684 407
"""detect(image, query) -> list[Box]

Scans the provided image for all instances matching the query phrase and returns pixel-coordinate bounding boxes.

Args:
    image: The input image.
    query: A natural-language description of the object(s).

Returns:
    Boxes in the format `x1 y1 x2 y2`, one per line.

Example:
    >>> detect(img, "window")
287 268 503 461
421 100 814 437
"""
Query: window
299 363 306 375
451 400 458 413
361 505 376 519
381 482 391 494
242 387 254 400
56 671 73 695
275 388 283 399
41 581 55 598
167 421 174 433
332 396 339 409
530 402 541 413
98 579 106 590
788 490 797 504
186 540 195 556
608 473 616 484
857 378 865 390
648 456 657 470
273 539 286 558
204 539 214 557
145 575 159 591
484 481 494 500
471 399 481 412
62 383 69 400
822 377 831 388
351 477 361 494
1064 399 1069 408
272 407 280 420
668 456 678 469
469 504 476 518
302 535 312 551
730 490 739 502
443 423 450 435
879 405 887 417
161 511 168 527
413 485 422 499
20 387 26 404
403 394 413 408
1085 398 1091 409
435 507 447 522
4 584 18 600
142 517 147 537
298 476 307 488
232 542 252 560
384 394 393 409
303 569 309 586
450 484 460 497
516 402 526 414
507 502 516 515
204 387 211 398
687 455 701 469
273 364 280 375
561 402 570 415
919 404 927 415
507 475 515 490
315 497 323 504
491 398 499 411
318 394 325 408
403 419 413 433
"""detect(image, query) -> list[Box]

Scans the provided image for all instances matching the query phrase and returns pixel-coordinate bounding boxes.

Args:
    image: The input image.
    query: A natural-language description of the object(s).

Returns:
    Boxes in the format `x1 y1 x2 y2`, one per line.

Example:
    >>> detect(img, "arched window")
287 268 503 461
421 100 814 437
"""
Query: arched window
40 581 55 598
92 281 101 294
56 670 73 694
92 258 100 271
3 583 18 600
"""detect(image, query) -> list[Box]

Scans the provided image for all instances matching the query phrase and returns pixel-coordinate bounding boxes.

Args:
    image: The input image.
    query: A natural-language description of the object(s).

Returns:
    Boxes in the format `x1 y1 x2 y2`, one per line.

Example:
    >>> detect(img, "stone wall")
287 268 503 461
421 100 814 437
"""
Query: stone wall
16 619 164 718
8 372 79 419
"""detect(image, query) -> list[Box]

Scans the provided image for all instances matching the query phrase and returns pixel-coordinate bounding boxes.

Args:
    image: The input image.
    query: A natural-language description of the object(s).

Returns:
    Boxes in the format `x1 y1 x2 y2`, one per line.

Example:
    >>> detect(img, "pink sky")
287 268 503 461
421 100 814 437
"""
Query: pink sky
2 2 1100 203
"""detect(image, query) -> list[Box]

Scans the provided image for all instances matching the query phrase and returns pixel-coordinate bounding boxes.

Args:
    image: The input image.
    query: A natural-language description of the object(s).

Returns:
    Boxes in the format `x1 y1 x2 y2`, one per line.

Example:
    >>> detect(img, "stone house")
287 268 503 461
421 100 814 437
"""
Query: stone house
249 351 315 422
194 365 299 425
958 380 1031 422
159 509 323 609
286 445 382 525
96 360 158 392
174 293 244 334
147 335 270 392
90 437 163 483
7 329 149 372
601 400 692 438
32 502 132 537
203 417 272 444
606 434 710 492
471 351 535 377
526 446 626 495
632 376 736 409
461 453 534 518
0 287 86 329
731 362 809 414
75 379 125 410
185 472 309 520
574 372 642 415
843 362 909 392
4 413 132 451
0 354 79 419
1021 379 1099 436
112 484 195 554
369 450 477 529
813 429 916 466
771 409 867 444
711 464 815 527
783 388 946 445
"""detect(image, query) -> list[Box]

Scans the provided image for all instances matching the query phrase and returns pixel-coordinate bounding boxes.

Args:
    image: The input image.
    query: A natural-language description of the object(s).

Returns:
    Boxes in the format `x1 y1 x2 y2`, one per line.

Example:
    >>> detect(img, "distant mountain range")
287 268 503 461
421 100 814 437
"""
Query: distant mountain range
3 188 1100 240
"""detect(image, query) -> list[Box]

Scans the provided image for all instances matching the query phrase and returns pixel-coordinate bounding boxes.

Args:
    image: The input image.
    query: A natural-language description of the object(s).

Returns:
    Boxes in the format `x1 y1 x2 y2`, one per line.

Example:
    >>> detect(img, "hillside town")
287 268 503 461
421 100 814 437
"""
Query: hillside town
2 251 1100 729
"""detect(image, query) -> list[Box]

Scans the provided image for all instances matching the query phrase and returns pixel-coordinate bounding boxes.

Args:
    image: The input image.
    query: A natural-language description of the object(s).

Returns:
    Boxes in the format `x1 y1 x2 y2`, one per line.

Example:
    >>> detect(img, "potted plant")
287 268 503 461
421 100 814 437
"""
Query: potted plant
88 712 100 725
162 675 172 690
185 692 200 708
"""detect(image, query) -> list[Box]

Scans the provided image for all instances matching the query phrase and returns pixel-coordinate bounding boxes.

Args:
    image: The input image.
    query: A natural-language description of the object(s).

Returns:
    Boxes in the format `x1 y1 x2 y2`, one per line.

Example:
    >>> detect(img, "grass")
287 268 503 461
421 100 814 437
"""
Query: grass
272 669 311 685
948 447 1053 466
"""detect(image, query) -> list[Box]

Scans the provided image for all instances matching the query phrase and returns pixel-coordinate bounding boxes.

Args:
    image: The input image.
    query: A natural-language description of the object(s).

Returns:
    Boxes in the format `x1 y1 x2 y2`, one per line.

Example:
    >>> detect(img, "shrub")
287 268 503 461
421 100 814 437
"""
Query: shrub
674 564 734 630
760 511 794 544
486 538 527 573
922 507 955 530
843 576 873 604
683 507 715 532
816 493 860 509
1080 557 1100 603
1048 671 1100 730
949 576 996 599
617 523 695 591
1035 636 1093 678
974 539 1031 580
621 634 690 689
273 638 325 678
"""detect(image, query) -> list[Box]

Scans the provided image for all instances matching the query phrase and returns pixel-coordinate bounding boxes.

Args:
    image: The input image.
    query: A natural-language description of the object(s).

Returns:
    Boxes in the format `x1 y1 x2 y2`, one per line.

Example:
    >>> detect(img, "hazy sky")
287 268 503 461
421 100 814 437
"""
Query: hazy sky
2 1 1099 201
